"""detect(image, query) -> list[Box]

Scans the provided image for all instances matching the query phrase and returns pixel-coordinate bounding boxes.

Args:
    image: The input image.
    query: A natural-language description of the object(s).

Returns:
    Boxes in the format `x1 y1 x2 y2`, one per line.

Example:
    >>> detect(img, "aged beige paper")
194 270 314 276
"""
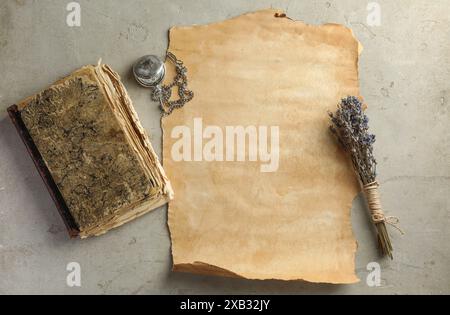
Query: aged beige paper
163 9 361 283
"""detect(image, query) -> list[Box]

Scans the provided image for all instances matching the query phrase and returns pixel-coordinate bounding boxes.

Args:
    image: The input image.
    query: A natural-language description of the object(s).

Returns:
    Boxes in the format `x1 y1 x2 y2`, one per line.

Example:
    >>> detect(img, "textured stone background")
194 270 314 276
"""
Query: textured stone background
0 0 449 294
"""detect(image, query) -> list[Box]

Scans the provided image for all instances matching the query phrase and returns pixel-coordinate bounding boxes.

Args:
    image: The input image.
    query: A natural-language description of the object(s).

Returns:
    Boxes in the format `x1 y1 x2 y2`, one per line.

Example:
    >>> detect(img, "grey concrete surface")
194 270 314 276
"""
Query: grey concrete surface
0 0 449 294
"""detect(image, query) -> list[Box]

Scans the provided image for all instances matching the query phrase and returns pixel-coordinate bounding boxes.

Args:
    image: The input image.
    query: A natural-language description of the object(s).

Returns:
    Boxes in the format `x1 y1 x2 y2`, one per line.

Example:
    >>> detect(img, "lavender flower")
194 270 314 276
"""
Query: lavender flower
329 96 397 259
329 96 377 185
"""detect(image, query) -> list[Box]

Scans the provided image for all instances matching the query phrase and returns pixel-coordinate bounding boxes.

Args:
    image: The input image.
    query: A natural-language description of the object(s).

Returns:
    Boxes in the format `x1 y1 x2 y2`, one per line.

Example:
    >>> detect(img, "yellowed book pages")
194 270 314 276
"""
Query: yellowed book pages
163 9 361 283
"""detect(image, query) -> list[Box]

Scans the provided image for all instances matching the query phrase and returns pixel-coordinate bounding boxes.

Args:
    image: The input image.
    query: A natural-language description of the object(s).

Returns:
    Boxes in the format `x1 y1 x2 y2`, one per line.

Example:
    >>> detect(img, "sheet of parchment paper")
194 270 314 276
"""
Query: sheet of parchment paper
163 9 362 283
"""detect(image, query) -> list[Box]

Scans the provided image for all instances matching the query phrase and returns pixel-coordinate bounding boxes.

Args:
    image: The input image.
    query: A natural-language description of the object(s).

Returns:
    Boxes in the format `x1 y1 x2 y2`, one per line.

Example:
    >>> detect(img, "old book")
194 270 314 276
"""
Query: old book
7 62 173 238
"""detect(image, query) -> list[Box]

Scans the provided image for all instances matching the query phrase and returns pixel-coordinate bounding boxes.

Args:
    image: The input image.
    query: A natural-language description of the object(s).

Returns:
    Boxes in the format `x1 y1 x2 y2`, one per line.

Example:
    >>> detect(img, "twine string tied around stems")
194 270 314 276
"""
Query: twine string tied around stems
363 181 404 234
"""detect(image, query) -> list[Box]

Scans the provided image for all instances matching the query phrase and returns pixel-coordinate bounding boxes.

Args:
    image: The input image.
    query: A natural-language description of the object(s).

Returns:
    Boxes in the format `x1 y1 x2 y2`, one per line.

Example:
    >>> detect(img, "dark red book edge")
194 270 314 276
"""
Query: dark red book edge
7 105 80 238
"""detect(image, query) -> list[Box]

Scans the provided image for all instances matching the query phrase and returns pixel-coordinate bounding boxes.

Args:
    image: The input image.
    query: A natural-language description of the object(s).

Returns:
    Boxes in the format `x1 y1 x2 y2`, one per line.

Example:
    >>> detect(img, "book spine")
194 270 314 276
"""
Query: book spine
7 105 80 238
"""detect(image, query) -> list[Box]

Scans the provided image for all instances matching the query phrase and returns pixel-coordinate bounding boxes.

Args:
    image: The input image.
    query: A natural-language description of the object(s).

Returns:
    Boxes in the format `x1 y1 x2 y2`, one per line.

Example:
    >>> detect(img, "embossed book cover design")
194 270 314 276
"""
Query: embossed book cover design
7 63 173 238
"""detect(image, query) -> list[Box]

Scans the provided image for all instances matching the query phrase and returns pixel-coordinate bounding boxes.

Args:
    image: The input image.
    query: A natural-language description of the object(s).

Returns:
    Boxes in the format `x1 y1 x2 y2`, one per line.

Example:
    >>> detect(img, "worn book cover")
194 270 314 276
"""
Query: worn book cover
7 62 173 238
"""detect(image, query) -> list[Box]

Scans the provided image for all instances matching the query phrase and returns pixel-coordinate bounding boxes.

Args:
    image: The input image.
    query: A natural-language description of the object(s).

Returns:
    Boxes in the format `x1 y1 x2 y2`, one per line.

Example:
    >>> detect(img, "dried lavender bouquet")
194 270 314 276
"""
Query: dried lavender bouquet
329 96 401 259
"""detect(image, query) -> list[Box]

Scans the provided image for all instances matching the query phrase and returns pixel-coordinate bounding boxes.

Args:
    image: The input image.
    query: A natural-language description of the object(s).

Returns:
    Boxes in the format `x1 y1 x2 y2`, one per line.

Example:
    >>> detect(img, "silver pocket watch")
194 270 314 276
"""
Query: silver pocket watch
132 52 193 116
